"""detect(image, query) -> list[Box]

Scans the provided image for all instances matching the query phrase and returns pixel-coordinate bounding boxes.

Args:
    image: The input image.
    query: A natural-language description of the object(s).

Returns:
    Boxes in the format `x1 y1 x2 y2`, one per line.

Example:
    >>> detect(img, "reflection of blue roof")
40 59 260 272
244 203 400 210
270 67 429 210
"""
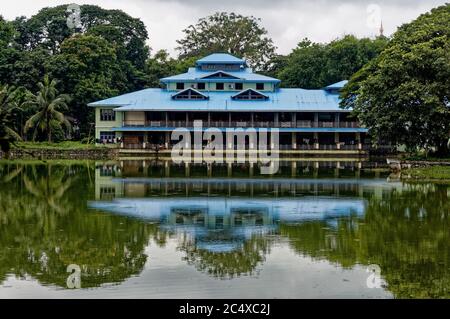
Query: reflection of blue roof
88 88 348 112
160 67 280 83
88 197 365 222
196 53 245 65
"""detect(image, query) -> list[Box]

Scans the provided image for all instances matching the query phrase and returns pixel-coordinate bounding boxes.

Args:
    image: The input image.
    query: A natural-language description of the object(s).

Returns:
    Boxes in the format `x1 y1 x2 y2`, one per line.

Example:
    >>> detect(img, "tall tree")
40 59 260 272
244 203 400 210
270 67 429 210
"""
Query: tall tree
47 34 120 135
144 50 178 87
278 35 388 89
24 75 71 142
341 4 450 155
14 5 149 66
0 85 22 155
176 12 276 71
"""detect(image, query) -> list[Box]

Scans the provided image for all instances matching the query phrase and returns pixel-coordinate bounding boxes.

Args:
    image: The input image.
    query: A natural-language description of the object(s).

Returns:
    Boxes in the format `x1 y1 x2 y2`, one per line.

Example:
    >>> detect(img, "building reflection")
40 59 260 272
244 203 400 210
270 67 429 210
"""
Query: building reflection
89 159 398 278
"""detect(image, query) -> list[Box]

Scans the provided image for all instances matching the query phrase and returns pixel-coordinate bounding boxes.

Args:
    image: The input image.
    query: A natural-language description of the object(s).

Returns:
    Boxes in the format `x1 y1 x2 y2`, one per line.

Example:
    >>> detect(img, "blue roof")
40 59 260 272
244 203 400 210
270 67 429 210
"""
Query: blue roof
160 67 280 83
325 80 348 90
196 53 245 65
88 88 349 112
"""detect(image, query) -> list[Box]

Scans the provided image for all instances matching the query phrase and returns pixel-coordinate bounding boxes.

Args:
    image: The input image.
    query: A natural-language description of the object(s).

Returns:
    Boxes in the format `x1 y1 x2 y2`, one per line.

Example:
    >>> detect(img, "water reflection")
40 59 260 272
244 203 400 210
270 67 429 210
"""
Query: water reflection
0 162 153 288
0 160 448 298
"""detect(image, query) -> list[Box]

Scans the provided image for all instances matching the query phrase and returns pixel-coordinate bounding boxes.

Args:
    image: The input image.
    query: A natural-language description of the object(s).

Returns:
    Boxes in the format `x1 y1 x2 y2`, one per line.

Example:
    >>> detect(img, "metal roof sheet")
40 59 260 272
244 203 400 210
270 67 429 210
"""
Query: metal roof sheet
325 80 348 89
88 88 349 112
196 53 245 64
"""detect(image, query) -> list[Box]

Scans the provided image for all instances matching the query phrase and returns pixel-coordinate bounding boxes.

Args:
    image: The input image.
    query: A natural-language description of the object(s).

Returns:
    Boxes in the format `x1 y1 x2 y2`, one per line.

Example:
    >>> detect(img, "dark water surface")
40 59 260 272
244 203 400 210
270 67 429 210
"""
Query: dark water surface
0 160 448 298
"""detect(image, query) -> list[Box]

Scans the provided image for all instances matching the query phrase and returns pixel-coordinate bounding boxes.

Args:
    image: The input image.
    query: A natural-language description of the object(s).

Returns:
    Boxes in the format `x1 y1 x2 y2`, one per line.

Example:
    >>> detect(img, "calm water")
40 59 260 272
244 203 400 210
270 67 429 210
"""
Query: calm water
0 160 448 298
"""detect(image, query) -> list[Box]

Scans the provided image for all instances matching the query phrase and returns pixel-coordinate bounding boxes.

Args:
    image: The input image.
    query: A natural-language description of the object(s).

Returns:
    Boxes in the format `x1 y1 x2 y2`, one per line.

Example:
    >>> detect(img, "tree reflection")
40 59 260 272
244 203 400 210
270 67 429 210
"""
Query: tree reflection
179 232 271 279
281 183 450 298
0 162 155 288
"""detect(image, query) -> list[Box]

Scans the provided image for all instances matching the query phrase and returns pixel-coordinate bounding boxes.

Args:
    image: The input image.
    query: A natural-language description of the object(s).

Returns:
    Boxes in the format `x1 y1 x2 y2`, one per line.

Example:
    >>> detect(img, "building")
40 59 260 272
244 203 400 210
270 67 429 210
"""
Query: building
88 53 369 152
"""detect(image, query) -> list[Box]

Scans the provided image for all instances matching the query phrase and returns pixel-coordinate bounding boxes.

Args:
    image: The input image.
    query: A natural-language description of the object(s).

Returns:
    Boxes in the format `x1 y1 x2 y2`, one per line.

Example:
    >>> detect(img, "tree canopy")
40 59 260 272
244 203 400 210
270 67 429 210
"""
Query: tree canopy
176 12 276 71
277 35 388 89
341 4 450 154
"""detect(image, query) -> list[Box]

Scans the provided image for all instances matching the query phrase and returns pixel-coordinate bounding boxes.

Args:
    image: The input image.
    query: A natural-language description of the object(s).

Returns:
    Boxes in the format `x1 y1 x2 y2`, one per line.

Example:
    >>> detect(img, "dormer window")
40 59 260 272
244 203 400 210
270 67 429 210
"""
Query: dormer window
197 83 205 90
231 89 269 101
256 83 265 90
235 83 243 90
216 83 224 90
176 82 184 90
171 88 209 100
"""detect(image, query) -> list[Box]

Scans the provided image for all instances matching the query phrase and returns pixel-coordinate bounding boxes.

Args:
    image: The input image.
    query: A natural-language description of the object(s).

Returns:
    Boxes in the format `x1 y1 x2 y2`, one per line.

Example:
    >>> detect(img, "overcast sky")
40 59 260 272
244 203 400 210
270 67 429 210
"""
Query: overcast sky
1 0 447 56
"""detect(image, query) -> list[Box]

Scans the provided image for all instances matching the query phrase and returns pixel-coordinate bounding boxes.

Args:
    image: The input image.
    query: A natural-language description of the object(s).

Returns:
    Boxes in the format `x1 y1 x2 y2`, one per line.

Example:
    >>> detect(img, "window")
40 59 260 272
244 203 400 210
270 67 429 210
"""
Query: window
197 82 205 90
100 186 116 200
235 83 243 90
216 83 224 90
100 109 115 121
176 82 184 90
256 83 265 90
99 131 116 142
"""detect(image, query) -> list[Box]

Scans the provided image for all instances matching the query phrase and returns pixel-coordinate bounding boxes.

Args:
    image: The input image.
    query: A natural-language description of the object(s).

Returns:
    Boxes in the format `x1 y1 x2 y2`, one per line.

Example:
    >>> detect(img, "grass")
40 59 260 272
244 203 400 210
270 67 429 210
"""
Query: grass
404 166 450 180
401 153 450 162
12 141 102 150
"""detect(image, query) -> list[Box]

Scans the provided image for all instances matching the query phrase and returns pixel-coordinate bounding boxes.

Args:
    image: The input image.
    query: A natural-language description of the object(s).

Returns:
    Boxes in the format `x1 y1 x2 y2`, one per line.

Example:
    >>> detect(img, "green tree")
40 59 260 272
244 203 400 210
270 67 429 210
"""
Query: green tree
24 75 71 142
278 35 388 88
341 4 450 155
14 5 149 67
144 50 178 87
176 12 276 71
47 34 120 135
0 85 22 155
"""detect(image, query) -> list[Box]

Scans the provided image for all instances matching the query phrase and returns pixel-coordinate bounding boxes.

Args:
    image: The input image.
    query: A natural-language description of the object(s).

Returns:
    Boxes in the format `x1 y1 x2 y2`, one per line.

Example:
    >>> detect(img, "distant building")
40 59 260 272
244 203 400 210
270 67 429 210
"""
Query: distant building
89 53 369 152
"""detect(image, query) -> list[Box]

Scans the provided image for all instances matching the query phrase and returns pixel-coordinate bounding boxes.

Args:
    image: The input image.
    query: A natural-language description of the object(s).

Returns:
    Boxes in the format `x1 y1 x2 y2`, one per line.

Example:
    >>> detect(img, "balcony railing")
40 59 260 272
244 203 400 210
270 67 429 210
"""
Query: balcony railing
122 120 361 129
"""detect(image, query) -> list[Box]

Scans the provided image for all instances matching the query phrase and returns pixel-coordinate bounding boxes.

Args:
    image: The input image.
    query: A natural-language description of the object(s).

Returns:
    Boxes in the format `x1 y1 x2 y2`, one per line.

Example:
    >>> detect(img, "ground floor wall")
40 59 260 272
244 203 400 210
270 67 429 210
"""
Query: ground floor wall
104 131 371 152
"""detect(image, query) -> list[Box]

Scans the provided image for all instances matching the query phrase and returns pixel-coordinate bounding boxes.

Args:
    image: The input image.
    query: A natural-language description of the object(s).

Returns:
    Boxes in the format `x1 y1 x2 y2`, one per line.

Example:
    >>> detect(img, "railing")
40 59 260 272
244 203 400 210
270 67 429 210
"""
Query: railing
318 144 338 150
318 122 335 128
119 142 387 151
123 120 146 126
340 144 358 150
122 120 361 129
122 143 143 149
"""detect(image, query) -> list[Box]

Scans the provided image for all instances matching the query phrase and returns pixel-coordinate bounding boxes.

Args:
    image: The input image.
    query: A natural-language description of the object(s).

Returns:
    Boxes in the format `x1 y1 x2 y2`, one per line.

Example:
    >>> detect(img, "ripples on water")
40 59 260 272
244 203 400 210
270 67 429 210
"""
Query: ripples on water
0 160 448 298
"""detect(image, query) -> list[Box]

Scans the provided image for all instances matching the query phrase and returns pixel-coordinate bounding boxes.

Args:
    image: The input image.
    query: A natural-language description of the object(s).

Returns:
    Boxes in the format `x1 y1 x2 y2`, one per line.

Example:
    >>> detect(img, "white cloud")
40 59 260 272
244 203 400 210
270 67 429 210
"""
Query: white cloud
1 0 447 56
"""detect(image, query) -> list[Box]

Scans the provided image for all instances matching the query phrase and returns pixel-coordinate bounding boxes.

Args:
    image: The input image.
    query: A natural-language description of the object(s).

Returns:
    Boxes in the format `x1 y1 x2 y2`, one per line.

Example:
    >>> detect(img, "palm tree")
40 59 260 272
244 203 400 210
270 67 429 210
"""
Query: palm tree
0 84 22 155
24 75 71 142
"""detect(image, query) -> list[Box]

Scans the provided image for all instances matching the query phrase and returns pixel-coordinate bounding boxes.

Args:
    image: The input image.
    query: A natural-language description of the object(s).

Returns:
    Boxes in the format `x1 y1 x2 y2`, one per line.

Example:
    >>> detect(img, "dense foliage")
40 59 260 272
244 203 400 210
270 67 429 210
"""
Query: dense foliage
277 35 388 88
341 4 450 155
176 12 276 71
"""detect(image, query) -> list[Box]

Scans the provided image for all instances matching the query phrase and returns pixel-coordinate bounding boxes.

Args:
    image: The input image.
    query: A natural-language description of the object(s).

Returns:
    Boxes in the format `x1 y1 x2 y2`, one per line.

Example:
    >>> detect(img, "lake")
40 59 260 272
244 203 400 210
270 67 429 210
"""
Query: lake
0 160 448 298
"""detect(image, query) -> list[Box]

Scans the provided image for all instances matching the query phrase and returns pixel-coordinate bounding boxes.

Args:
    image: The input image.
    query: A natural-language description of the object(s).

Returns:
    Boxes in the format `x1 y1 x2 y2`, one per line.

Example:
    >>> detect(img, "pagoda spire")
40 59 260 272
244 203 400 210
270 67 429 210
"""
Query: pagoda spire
379 20 384 37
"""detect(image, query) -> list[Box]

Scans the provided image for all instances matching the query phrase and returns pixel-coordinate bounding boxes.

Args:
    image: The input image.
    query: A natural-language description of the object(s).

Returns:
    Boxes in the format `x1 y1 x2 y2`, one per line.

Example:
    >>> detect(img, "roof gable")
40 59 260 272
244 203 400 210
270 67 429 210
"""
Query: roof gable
231 89 269 100
200 71 242 80
196 53 245 65
171 88 209 100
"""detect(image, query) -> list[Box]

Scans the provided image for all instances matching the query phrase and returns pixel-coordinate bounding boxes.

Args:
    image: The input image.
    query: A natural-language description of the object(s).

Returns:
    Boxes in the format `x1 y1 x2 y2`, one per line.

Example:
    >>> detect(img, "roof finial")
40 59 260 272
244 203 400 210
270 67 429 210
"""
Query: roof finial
379 20 384 37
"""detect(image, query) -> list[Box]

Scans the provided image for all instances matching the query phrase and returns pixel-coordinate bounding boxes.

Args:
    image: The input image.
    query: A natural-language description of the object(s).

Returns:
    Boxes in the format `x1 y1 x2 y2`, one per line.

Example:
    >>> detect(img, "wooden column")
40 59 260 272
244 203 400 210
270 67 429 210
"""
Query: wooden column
335 132 340 149
292 132 297 150
314 132 319 150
